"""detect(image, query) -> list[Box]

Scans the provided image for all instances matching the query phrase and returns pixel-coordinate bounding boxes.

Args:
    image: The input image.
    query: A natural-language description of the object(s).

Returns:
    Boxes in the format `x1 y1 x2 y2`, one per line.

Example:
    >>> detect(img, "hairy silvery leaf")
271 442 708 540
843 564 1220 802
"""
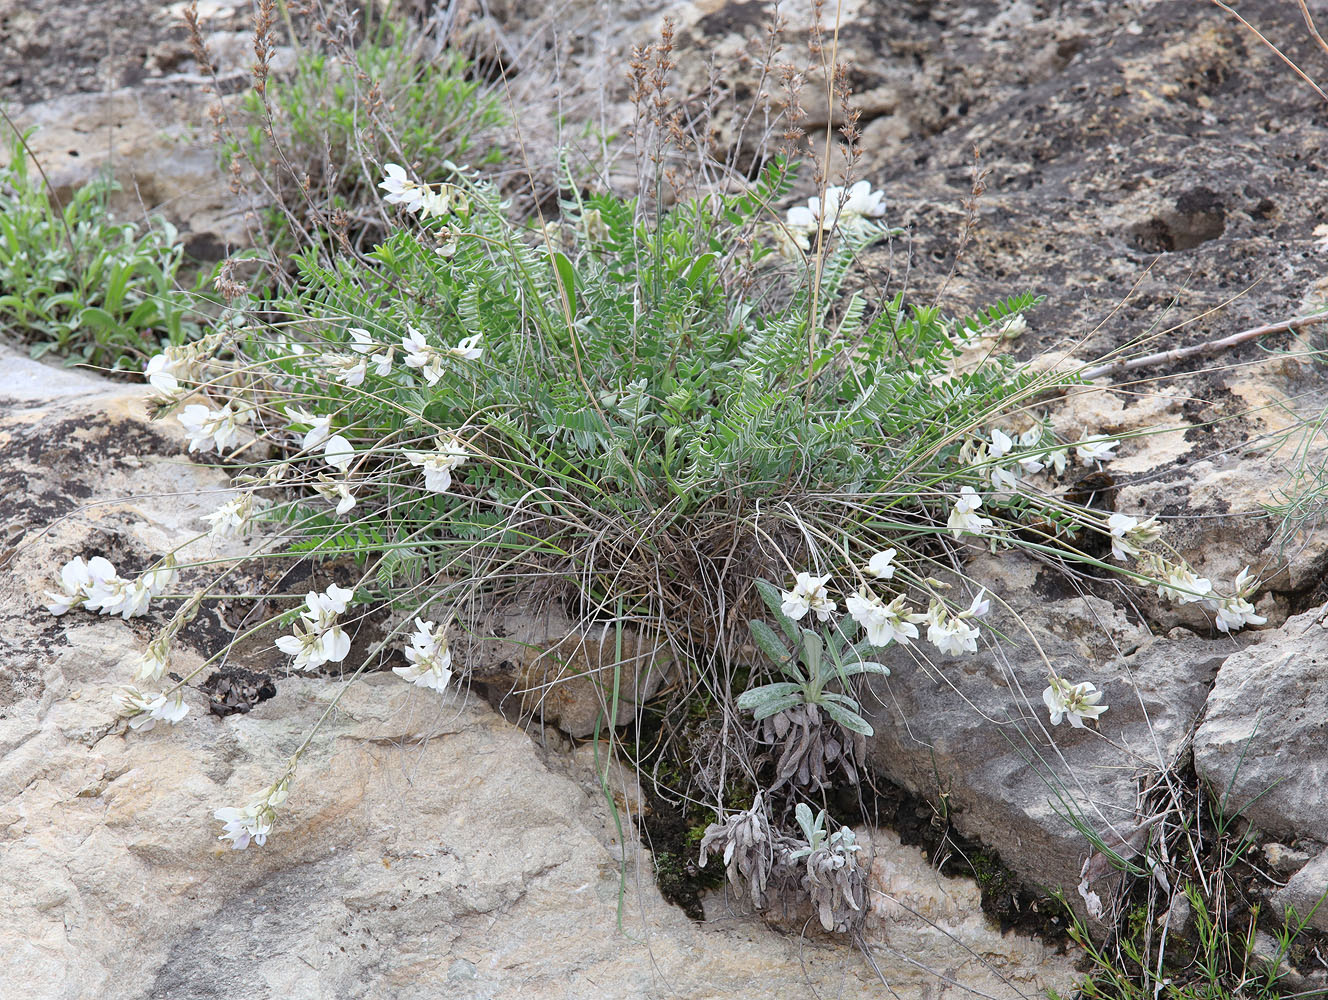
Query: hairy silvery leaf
819 699 873 736
748 619 791 667
736 681 802 710
838 659 890 678
753 580 799 645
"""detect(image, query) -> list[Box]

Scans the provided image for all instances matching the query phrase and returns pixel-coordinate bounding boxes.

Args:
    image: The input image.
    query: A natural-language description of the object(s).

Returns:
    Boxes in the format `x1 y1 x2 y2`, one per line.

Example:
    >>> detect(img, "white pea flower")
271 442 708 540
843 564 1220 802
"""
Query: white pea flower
276 585 353 671
845 590 924 648
347 328 375 354
1042 677 1108 728
323 435 355 473
144 347 196 394
274 617 346 671
786 205 817 235
994 313 1028 338
313 476 358 515
214 804 272 851
285 406 332 452
178 402 247 454
139 556 177 597
447 333 483 361
841 179 887 219
216 778 290 850
78 556 122 609
370 346 395 376
1211 566 1266 633
959 589 990 619
1046 446 1069 476
332 354 367 387
393 617 455 692
947 486 994 539
379 163 427 213
809 180 886 230
401 325 431 364
925 601 980 656
1214 597 1266 633
1156 561 1213 606
204 492 256 538
401 326 445 385
133 636 172 684
419 187 452 219
45 556 93 615
988 464 1019 498
83 559 152 620
310 583 355 616
1107 512 1141 561
989 428 1014 459
406 434 470 493
1075 436 1118 465
1017 453 1045 475
864 548 897 580
116 686 189 731
780 572 837 623
1014 427 1047 474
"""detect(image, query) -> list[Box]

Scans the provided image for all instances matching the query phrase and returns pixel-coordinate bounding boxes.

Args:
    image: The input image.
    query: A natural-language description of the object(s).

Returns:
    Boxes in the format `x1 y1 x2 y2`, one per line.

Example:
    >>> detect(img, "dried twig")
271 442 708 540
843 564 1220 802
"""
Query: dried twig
1080 310 1328 381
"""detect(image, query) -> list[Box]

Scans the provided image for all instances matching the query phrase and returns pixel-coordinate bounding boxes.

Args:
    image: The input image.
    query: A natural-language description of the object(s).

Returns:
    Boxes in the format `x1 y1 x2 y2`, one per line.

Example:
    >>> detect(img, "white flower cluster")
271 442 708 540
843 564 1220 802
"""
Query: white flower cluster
401 326 483 385
144 345 200 395
393 617 454 692
947 485 994 538
179 400 255 455
216 777 290 850
406 433 471 493
1105 524 1266 633
115 685 189 731
1042 676 1108 729
379 164 469 220
203 491 260 538
142 331 232 399
777 180 886 257
45 555 175 620
778 555 989 658
780 572 837 622
957 423 1119 504
275 584 355 671
924 591 989 656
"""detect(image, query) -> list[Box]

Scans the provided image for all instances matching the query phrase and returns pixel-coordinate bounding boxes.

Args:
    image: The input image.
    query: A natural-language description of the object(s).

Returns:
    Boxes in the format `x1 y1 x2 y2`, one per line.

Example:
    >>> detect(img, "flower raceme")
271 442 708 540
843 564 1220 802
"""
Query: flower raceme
275 584 355 672
115 686 189 731
845 590 925 648
780 572 837 623
947 486 993 539
393 617 454 692
379 163 429 214
406 434 470 493
401 326 483 385
45 555 174 620
203 492 258 539
216 778 290 851
1042 677 1108 728
924 600 981 657
179 400 253 455
378 164 470 221
777 180 887 257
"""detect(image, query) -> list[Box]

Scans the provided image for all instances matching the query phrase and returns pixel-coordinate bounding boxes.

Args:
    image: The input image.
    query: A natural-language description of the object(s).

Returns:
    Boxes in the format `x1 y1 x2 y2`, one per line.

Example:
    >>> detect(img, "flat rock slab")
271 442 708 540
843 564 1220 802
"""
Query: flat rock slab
1195 604 1328 842
861 563 1239 906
